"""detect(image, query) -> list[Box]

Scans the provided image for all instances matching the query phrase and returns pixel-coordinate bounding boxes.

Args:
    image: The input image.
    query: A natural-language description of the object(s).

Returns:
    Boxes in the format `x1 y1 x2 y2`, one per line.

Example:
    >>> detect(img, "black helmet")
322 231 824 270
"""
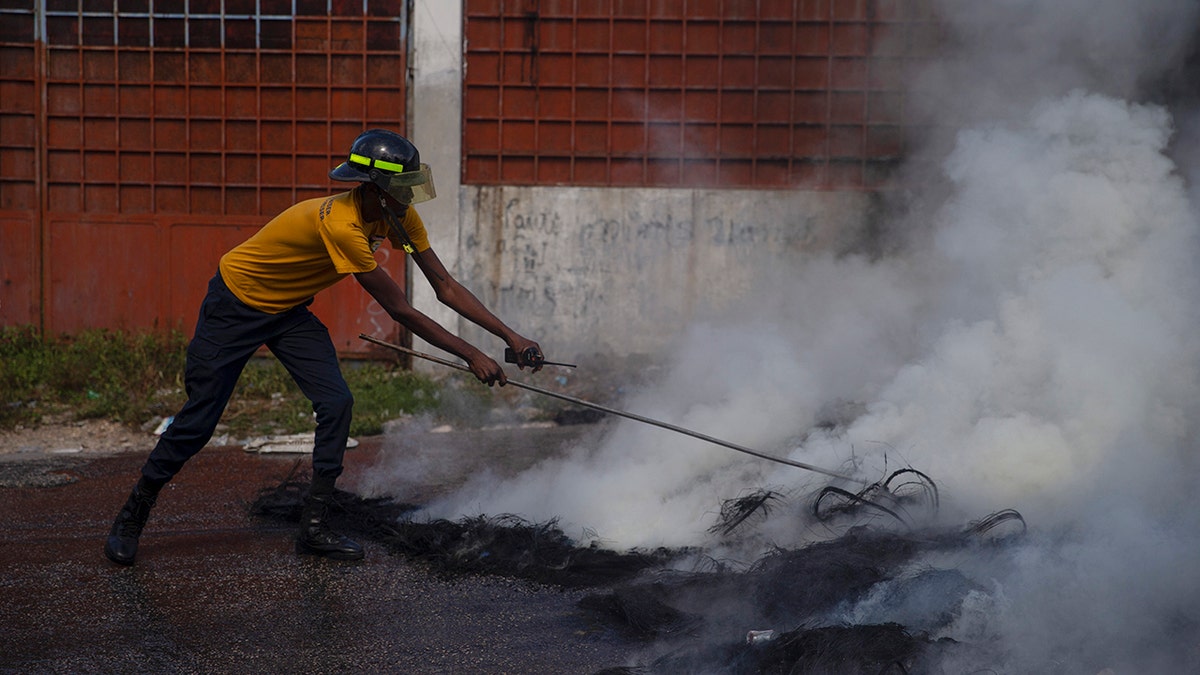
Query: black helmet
329 129 436 204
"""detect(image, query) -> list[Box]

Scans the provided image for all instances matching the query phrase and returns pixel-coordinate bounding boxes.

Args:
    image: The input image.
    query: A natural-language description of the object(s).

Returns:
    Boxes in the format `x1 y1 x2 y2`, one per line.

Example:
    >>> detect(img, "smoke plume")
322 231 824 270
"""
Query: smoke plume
386 1 1200 671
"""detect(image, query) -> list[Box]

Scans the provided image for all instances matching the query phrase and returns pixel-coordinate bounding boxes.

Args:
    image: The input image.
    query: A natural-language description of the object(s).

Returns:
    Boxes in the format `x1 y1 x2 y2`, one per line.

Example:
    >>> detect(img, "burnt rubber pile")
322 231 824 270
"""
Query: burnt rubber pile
251 464 1028 674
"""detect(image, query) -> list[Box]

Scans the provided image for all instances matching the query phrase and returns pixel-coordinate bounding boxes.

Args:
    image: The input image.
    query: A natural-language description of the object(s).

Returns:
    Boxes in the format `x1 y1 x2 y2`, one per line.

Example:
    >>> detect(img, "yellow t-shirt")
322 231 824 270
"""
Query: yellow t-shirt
218 190 429 313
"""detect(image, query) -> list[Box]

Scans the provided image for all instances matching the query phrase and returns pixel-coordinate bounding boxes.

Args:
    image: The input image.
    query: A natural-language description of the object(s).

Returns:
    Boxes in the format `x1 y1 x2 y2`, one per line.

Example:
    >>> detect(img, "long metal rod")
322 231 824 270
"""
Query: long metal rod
360 334 868 485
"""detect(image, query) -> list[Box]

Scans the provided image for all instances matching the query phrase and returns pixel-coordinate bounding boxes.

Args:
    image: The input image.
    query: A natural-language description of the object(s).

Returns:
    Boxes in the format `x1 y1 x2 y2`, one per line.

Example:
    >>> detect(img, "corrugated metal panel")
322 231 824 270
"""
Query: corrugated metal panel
0 5 42 329
0 215 39 327
1 0 411 358
463 0 938 190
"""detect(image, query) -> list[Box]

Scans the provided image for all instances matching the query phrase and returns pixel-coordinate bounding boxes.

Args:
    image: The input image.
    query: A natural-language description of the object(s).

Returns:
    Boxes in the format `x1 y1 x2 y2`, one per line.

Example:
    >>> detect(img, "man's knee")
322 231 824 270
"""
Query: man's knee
314 391 354 421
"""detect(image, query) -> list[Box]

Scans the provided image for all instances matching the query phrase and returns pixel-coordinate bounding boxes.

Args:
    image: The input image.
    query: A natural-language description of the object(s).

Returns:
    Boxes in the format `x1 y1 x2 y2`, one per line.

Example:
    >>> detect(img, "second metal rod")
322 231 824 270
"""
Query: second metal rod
360 334 867 485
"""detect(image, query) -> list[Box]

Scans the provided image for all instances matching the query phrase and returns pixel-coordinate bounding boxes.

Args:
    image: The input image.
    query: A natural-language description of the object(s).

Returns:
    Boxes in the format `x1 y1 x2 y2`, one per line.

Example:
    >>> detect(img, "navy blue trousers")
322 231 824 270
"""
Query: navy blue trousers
141 272 354 485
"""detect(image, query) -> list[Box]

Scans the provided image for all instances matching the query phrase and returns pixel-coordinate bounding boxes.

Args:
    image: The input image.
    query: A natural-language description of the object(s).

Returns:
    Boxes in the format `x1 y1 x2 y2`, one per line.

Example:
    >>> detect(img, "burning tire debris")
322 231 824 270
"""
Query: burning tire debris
250 461 1026 674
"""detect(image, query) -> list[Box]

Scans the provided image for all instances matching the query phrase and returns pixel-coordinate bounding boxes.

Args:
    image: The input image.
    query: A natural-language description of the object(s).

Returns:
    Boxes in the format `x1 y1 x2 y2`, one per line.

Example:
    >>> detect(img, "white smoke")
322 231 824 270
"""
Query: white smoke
427 88 1200 536
833 91 1200 670
424 250 925 541
388 0 1200 670
838 91 1200 520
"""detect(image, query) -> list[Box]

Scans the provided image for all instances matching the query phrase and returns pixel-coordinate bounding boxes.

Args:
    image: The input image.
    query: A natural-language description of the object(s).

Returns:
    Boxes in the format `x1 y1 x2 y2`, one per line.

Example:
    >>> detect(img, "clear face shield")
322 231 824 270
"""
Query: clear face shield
372 163 436 205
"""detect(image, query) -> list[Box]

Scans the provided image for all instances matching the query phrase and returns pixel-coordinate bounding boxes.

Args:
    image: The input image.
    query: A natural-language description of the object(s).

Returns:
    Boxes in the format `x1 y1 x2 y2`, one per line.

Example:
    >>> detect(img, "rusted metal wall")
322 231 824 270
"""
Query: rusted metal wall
0 0 411 356
462 0 937 190
0 18 40 329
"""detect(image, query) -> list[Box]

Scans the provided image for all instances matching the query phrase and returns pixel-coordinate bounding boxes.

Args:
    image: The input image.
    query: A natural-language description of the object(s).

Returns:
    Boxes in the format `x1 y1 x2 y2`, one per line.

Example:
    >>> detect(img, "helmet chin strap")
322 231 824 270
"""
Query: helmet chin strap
373 187 445 282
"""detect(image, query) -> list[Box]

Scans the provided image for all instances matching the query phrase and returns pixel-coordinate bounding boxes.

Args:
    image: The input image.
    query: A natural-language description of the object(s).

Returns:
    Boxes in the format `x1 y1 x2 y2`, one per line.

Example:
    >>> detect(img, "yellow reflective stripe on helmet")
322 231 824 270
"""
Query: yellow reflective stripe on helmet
349 153 404 174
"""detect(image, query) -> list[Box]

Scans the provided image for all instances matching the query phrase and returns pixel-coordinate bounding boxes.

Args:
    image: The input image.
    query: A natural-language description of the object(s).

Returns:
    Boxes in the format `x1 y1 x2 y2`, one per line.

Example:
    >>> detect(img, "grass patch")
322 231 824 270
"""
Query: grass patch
0 326 188 428
0 326 442 437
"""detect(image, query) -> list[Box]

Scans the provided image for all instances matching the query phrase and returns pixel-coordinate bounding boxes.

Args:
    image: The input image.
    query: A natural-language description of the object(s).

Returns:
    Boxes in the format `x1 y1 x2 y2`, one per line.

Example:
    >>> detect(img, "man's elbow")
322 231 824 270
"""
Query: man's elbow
432 283 461 307
384 302 420 326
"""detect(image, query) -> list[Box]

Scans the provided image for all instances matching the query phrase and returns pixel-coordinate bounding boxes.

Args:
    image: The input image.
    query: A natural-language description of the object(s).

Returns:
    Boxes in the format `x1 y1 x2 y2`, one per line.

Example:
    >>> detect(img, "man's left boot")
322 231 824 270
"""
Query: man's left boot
104 477 162 566
295 492 364 561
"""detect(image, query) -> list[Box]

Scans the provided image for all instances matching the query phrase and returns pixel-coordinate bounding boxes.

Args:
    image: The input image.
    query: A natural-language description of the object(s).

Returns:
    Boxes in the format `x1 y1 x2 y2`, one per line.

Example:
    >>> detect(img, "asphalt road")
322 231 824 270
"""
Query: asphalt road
0 426 640 674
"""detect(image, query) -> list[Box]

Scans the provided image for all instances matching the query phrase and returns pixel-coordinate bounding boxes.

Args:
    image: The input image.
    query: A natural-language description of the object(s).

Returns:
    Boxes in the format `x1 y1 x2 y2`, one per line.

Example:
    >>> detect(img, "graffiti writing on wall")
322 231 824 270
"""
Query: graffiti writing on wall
461 187 859 353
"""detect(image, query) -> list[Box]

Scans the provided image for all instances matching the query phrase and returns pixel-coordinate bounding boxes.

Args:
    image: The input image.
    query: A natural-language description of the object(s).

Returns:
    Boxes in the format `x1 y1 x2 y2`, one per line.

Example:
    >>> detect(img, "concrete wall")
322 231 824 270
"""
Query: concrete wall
409 1 871 363
457 186 872 359
408 1 465 347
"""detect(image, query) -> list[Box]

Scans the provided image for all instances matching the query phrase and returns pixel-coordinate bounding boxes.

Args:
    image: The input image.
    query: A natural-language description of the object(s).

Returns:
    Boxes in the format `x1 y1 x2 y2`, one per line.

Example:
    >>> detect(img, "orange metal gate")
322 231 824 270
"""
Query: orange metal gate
0 0 411 356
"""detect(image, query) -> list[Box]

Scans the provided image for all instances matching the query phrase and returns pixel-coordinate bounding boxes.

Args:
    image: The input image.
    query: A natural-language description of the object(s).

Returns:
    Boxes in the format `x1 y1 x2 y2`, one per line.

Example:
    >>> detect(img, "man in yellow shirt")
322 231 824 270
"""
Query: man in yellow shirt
104 129 544 564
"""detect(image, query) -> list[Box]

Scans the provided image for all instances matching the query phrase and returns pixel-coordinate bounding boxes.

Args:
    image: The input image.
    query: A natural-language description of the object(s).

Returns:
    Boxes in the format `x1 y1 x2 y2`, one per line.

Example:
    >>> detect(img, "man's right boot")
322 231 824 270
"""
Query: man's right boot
103 479 160 566
295 493 364 561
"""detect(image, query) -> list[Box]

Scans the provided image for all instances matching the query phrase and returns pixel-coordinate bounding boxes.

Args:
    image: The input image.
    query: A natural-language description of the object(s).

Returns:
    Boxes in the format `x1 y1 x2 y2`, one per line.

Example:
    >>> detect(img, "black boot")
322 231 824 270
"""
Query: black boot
104 478 161 566
296 491 364 561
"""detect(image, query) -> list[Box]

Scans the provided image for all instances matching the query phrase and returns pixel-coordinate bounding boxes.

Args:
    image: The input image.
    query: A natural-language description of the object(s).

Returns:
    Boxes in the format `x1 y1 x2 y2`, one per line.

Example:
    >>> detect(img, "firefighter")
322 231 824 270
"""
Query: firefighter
104 129 543 564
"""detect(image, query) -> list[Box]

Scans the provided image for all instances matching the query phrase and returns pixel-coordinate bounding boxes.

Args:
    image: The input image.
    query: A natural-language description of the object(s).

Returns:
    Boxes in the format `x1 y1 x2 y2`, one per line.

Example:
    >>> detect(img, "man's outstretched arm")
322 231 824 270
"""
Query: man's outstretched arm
354 266 506 385
409 247 543 371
